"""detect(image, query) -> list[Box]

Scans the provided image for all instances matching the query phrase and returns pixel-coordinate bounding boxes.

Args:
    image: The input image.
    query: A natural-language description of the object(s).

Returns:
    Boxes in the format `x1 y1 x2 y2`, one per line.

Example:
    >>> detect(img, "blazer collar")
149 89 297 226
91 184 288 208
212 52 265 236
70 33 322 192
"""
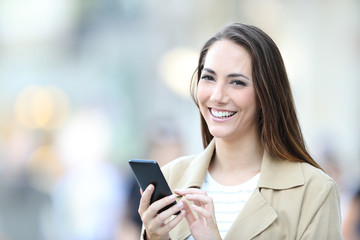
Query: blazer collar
178 140 215 189
180 139 305 190
258 150 305 190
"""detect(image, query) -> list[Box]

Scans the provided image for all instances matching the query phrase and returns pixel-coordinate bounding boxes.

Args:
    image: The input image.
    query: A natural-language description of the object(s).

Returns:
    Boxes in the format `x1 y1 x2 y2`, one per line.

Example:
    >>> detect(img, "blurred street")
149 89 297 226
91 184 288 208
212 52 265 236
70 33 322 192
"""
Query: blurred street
0 0 359 239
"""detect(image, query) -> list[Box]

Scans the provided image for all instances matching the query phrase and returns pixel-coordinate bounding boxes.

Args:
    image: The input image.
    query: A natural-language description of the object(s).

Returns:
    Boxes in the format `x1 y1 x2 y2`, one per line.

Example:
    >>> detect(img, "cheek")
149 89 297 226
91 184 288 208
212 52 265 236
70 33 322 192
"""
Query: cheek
247 94 259 117
235 90 258 112
196 83 208 105
196 84 210 116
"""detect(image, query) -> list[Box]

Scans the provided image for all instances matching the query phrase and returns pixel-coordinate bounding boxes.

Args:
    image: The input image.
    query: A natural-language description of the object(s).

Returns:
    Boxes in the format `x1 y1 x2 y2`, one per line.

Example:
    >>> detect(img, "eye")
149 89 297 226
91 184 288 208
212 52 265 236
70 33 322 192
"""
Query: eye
200 75 215 81
231 80 246 86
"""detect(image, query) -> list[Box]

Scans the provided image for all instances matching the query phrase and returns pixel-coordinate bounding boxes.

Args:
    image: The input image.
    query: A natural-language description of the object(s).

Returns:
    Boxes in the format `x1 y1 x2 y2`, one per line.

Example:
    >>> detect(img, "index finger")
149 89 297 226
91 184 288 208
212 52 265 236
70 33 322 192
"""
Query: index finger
174 188 207 196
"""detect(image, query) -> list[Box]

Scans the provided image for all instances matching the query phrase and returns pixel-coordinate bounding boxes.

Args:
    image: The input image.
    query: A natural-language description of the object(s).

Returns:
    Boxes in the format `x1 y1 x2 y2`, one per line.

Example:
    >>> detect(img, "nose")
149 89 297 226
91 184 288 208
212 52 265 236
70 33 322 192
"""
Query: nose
210 82 228 104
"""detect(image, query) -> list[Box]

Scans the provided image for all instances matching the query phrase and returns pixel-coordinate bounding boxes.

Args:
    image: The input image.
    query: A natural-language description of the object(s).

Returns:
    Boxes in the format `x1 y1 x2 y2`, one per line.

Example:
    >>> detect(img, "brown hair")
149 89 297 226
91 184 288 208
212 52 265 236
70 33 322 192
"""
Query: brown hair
190 23 322 170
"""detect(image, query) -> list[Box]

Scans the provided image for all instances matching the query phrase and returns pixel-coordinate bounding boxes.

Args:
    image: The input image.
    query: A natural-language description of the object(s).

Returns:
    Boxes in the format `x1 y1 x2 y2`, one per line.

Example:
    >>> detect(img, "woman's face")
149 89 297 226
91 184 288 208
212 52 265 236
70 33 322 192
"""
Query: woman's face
197 39 258 141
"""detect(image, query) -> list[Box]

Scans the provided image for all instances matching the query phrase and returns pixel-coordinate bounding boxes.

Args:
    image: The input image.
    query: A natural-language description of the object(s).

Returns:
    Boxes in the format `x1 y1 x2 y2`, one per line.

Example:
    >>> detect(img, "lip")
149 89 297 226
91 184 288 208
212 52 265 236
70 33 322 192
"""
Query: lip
209 108 237 122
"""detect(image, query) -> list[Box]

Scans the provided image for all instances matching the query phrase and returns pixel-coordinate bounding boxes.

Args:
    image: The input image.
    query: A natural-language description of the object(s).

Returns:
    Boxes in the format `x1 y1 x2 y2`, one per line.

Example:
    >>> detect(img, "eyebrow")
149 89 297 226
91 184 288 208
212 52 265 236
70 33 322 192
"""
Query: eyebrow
202 68 250 80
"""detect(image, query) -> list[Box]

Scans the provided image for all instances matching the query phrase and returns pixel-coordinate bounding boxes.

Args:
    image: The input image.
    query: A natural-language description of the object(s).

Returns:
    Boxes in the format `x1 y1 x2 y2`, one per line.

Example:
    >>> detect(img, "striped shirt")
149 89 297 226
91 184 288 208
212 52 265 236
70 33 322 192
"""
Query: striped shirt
186 171 259 239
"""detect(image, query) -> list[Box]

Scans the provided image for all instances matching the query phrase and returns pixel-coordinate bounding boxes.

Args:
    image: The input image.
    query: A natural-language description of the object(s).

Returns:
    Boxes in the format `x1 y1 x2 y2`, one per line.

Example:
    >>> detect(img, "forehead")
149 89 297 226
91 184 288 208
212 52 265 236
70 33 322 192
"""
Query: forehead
203 40 252 73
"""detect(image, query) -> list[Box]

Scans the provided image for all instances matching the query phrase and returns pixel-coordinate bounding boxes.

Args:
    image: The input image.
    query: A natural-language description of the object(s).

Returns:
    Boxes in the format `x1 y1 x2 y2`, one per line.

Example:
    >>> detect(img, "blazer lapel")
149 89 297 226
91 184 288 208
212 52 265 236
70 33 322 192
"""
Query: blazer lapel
174 140 215 189
224 150 303 239
224 189 278 240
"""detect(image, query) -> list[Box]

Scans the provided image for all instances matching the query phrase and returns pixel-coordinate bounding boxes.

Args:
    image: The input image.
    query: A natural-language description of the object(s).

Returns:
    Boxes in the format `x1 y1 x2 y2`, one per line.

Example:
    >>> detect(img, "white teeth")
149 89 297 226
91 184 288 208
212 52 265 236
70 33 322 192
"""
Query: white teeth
211 109 236 118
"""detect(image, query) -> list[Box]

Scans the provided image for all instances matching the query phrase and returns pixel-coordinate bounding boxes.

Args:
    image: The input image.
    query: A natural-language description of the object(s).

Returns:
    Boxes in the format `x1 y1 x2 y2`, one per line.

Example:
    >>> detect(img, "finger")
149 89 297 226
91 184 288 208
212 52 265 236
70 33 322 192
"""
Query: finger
146 194 178 219
164 210 186 231
181 200 196 225
154 200 185 225
175 188 207 196
138 184 154 216
151 209 186 236
185 193 212 205
191 204 212 219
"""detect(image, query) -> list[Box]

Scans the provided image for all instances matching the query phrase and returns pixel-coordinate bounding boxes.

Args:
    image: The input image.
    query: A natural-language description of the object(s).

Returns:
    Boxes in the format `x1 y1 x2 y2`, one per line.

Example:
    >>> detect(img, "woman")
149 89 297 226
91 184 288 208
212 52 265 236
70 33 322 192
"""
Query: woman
138 23 342 239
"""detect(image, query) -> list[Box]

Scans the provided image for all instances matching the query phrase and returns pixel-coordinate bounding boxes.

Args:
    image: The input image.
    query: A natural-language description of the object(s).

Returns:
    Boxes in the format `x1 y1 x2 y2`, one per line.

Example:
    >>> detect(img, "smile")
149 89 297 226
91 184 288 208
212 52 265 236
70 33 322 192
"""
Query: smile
210 108 237 119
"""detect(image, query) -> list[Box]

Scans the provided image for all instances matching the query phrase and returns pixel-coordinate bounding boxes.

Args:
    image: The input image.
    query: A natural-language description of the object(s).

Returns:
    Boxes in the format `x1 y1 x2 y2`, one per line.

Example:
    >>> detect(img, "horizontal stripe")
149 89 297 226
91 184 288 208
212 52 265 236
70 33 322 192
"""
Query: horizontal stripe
199 171 260 238
206 189 255 194
208 195 250 203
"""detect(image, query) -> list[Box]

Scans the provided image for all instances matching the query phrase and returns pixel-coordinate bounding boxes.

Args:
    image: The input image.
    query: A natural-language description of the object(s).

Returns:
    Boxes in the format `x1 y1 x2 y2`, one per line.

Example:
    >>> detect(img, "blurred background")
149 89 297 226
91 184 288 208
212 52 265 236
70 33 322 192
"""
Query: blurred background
0 0 359 239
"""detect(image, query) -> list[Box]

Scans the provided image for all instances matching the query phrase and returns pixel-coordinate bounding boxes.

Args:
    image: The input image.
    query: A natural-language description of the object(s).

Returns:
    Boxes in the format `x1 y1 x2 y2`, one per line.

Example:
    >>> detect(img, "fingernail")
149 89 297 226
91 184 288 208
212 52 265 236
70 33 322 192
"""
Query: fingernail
192 204 199 209
168 194 176 201
148 185 153 190
177 202 183 208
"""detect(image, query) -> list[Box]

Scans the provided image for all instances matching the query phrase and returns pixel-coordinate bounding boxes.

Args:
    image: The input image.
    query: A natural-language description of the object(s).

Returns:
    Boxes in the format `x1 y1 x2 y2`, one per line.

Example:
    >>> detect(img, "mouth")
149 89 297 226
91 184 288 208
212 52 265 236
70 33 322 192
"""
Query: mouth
209 108 237 119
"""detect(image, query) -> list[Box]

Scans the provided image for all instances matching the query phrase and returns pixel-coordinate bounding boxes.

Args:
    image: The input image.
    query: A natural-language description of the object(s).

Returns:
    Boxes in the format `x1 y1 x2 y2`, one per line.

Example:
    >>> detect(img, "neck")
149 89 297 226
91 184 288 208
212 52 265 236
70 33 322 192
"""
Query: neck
209 133 264 185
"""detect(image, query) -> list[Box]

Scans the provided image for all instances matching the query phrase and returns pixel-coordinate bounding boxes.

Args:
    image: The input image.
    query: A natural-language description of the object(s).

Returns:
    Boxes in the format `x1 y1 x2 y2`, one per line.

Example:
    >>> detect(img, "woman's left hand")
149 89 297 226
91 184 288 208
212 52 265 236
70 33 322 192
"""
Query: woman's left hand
174 188 222 240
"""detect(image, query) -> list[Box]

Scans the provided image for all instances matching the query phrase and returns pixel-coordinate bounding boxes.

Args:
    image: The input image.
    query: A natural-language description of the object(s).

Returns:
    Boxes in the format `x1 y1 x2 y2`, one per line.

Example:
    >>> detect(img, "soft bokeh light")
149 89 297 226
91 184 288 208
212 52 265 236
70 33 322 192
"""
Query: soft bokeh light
159 47 198 98
14 85 70 130
55 109 111 170
0 0 74 45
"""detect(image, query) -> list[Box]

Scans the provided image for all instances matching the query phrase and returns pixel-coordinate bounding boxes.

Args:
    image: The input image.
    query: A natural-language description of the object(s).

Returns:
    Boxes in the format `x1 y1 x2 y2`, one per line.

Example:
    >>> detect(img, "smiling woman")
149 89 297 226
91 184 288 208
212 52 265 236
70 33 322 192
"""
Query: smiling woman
137 23 342 240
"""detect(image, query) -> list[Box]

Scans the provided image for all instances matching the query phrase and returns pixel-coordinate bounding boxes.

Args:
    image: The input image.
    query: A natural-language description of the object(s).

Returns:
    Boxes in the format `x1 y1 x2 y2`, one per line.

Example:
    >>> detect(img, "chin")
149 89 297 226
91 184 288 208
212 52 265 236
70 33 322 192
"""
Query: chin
208 128 235 140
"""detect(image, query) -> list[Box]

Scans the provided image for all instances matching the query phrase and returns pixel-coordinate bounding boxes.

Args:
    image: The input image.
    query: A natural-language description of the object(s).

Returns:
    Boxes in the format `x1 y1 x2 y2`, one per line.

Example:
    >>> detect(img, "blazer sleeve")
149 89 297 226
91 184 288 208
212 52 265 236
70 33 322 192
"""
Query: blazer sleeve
300 180 342 240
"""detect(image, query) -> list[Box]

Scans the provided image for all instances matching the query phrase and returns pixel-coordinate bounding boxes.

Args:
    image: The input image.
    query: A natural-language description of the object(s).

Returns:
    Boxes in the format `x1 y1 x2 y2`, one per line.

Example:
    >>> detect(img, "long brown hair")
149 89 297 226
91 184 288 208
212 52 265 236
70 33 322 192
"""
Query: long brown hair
190 23 322 170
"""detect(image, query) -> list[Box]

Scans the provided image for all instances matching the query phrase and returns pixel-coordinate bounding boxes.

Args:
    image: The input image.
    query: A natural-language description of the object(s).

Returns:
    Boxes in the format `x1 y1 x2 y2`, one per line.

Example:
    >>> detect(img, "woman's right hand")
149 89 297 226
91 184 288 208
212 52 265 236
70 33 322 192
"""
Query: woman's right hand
138 184 186 240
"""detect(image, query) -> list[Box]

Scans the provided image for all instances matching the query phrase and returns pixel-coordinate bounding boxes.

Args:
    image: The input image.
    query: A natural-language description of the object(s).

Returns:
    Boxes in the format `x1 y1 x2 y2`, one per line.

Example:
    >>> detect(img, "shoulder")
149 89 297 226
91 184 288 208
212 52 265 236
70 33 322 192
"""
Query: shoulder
260 154 339 198
259 153 336 192
300 162 338 193
260 160 341 233
295 163 342 237
293 162 341 215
